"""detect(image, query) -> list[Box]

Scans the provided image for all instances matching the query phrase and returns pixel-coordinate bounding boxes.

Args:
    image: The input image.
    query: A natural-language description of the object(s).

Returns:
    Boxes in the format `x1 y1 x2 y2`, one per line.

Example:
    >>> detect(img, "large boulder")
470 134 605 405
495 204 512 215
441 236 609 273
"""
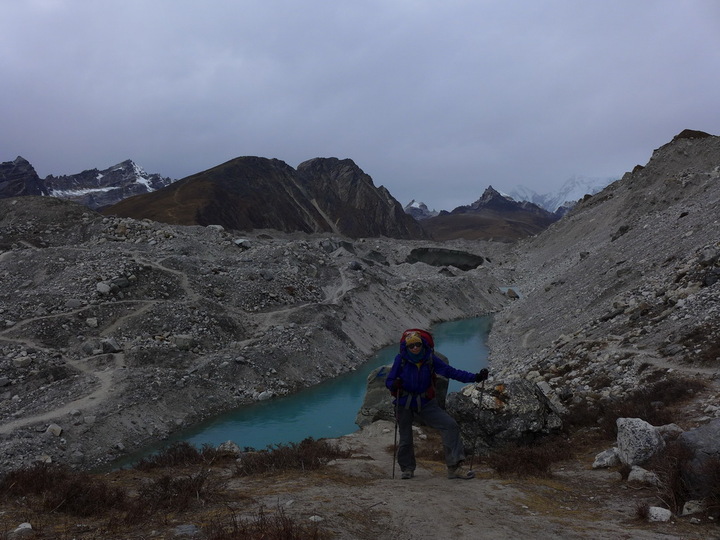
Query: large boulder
616 418 666 466
678 418 720 499
446 378 564 452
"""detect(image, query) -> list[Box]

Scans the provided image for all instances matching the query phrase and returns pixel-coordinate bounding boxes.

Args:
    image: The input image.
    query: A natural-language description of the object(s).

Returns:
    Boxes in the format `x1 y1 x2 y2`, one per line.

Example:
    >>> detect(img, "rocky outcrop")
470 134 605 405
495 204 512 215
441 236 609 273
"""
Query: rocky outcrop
678 419 720 499
297 157 426 239
616 417 666 466
447 379 564 452
591 417 720 503
0 157 48 198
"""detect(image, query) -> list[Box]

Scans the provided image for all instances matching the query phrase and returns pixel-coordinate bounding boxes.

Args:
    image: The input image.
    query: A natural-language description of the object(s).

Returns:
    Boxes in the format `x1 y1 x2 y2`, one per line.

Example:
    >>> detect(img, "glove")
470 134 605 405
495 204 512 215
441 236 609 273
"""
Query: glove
475 369 489 382
392 378 403 391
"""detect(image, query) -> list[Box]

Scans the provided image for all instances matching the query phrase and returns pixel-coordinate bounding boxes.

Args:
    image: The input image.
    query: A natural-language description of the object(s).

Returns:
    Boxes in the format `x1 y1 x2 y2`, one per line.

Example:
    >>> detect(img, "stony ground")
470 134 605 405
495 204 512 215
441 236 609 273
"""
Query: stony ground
1 417 715 539
1 134 719 538
0 197 508 472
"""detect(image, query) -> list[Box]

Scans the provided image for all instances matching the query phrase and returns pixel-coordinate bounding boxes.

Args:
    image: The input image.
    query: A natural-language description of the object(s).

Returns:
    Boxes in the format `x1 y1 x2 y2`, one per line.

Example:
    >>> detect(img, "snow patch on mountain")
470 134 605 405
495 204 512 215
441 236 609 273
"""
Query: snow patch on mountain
403 199 438 220
508 175 619 213
45 159 175 209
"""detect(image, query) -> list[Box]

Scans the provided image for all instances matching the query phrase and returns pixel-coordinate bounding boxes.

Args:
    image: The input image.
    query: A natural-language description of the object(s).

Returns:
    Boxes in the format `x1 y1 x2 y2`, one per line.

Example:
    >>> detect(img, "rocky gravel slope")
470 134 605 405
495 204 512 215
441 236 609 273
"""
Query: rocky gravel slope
0 198 508 472
489 133 720 423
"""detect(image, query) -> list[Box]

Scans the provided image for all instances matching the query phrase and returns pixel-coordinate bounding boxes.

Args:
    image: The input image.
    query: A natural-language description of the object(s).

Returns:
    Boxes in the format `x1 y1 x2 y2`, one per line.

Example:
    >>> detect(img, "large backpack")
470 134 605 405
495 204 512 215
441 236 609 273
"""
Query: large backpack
396 328 440 405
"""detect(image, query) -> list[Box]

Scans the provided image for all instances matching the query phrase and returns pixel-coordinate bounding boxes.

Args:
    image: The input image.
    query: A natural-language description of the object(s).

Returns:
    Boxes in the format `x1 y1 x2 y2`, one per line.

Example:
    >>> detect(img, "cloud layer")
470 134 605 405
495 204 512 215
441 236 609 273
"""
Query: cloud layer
2 0 719 210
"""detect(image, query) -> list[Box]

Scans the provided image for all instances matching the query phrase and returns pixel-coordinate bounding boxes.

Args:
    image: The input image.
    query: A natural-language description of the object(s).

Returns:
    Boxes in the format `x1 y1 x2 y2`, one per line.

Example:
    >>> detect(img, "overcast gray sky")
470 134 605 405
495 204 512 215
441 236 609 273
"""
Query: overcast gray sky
2 0 719 210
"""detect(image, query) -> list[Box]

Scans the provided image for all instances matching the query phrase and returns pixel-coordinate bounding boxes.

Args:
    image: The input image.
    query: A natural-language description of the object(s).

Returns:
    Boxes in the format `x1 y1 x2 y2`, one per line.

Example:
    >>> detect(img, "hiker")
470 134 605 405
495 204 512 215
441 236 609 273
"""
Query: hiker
386 329 489 480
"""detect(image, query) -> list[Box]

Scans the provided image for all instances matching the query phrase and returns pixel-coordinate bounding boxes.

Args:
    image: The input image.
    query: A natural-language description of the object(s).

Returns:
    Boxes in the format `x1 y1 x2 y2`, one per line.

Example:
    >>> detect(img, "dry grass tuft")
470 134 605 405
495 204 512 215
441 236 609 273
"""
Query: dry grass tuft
204 506 330 540
0 462 125 518
485 436 573 477
133 441 232 471
234 438 352 476
635 502 650 521
563 376 707 442
0 437 352 538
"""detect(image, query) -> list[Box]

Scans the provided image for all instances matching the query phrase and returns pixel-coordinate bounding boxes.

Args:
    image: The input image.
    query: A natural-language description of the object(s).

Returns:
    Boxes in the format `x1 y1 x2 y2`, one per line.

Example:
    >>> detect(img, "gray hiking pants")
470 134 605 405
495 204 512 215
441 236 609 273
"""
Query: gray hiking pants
396 398 465 471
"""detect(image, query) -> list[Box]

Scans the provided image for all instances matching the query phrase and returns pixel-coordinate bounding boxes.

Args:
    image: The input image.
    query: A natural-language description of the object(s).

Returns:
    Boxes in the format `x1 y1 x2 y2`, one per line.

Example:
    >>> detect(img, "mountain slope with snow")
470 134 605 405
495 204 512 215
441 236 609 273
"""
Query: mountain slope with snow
508 175 618 213
45 159 174 210
403 199 438 220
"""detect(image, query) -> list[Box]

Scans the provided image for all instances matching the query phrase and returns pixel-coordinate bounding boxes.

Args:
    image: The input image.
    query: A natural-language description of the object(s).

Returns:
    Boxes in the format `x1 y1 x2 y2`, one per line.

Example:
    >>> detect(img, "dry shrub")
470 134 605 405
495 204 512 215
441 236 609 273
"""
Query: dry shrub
0 462 125 517
486 436 573 477
205 506 329 540
563 376 706 441
646 440 720 517
133 441 227 471
234 438 351 476
635 502 650 521
699 455 720 516
648 377 706 403
680 323 720 366
646 441 694 514
124 469 224 520
0 446 327 538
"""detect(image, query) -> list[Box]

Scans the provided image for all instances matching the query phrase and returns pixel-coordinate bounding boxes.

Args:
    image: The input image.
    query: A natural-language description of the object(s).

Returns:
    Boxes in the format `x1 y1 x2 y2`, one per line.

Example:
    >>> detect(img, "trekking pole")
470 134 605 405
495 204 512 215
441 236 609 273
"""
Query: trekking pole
467 379 486 472
392 397 399 479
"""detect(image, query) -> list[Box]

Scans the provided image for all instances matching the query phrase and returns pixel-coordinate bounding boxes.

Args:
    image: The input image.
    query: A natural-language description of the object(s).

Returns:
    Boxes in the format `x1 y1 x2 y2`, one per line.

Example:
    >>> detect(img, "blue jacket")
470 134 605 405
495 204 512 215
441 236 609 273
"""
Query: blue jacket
385 342 477 410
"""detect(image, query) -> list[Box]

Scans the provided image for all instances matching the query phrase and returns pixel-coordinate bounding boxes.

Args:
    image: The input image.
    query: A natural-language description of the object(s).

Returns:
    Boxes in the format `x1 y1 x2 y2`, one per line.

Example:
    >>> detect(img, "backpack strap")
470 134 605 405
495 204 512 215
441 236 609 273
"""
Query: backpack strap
399 356 436 411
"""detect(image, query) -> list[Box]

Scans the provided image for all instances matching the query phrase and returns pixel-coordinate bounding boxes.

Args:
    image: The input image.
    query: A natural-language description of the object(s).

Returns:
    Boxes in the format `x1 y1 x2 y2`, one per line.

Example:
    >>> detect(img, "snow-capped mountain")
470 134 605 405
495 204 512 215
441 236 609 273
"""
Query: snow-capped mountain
44 159 174 210
403 199 438 220
508 175 619 213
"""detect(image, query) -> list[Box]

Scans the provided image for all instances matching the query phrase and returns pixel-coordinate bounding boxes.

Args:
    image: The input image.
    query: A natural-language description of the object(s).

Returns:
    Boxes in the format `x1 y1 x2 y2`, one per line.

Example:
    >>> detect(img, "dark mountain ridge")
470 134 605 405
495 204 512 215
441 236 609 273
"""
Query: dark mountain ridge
103 156 426 240
0 157 48 198
0 157 172 210
0 154 561 241
419 186 560 242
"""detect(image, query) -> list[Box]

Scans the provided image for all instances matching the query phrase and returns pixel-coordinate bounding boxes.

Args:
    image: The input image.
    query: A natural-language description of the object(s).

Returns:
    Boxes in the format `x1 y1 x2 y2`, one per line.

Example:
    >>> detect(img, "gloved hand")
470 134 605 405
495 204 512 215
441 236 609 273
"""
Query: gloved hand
392 378 403 391
475 369 489 382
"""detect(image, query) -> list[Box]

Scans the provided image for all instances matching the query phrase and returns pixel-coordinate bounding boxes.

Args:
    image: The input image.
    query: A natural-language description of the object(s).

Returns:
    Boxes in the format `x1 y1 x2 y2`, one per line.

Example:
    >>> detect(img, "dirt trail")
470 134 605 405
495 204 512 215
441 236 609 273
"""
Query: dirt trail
0 353 123 435
239 420 708 540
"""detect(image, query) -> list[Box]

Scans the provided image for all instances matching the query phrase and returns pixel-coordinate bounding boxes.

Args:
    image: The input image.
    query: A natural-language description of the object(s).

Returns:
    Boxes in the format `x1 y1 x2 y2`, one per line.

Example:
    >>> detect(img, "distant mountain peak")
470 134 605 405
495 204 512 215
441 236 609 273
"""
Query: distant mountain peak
0 155 48 197
403 199 438 220
508 175 619 213
0 156 175 210
453 185 523 214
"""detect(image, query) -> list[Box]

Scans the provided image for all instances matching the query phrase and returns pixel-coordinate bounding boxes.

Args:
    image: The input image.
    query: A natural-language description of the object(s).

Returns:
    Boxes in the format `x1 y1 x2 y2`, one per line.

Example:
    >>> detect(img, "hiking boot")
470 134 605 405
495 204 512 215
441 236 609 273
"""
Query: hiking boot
401 470 414 480
447 465 475 480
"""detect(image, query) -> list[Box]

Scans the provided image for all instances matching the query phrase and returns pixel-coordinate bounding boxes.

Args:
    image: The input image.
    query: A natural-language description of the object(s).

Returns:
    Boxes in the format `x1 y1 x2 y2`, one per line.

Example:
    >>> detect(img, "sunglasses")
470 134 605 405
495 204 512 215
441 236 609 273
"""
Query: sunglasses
407 342 422 349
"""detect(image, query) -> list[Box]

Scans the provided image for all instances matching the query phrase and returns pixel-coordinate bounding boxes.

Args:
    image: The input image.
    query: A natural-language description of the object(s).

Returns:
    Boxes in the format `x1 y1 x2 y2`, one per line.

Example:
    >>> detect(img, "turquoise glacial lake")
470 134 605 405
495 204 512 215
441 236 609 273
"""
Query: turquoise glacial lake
115 316 491 466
